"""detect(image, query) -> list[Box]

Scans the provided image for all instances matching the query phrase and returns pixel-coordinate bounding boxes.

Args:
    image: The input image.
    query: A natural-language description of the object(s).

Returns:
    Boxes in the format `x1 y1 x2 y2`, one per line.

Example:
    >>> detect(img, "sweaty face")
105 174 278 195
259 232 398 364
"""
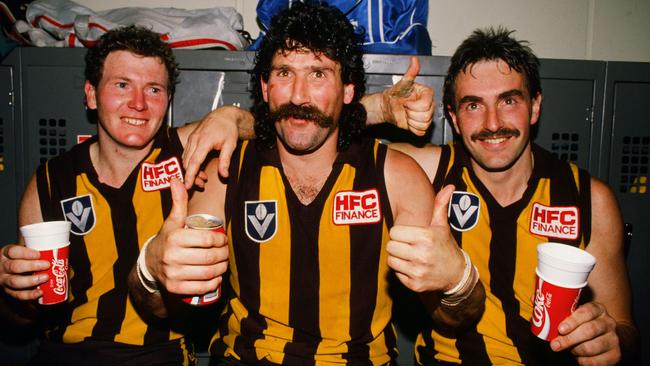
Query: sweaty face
85 50 170 151
449 60 541 173
261 49 354 153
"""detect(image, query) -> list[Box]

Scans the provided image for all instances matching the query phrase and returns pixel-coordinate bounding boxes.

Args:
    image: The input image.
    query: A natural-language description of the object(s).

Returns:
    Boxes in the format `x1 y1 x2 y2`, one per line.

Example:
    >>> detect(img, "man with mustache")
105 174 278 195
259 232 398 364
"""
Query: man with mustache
131 3 486 365
390 28 636 365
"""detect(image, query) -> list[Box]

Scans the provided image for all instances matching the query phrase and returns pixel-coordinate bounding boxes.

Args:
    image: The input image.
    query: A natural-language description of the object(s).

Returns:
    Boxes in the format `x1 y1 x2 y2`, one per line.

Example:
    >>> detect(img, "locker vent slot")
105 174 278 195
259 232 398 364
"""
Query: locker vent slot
620 136 649 194
550 132 579 163
38 118 68 164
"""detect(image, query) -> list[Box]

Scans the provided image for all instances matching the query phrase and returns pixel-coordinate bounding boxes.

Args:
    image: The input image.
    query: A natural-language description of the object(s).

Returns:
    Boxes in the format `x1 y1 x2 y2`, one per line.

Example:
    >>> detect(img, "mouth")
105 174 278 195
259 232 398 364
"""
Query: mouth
123 117 147 126
481 136 508 145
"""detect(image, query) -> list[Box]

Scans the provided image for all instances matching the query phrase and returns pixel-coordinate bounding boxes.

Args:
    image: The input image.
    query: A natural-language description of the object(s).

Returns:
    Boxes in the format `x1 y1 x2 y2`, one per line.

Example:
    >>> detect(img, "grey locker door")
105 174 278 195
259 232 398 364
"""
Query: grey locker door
20 48 91 185
171 50 255 127
534 59 606 177
604 61 650 365
0 65 18 245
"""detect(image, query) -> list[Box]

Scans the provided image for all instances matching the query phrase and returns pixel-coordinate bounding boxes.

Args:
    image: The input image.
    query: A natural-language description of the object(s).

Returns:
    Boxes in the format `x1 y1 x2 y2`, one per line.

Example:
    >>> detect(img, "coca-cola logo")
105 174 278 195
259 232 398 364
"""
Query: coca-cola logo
51 258 67 295
531 278 552 339
532 287 546 327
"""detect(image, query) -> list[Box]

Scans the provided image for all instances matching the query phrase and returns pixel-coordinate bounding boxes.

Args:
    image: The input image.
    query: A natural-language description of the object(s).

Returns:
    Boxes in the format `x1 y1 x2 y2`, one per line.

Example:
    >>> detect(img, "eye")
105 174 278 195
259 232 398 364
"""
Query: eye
313 70 325 78
504 97 515 105
149 86 162 95
116 82 127 88
467 102 479 111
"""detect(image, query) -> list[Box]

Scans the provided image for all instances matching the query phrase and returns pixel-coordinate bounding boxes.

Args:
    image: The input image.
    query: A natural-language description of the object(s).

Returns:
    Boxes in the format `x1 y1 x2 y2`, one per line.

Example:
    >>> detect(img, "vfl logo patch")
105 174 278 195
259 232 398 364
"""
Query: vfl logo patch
448 191 480 232
61 194 96 235
332 189 382 225
245 200 277 243
140 157 183 192
529 202 579 240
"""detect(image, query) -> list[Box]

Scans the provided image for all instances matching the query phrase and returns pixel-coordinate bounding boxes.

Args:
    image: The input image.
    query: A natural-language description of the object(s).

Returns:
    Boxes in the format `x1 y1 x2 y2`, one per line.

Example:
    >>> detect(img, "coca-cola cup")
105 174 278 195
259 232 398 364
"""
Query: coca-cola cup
183 214 224 306
531 242 596 340
19 221 71 305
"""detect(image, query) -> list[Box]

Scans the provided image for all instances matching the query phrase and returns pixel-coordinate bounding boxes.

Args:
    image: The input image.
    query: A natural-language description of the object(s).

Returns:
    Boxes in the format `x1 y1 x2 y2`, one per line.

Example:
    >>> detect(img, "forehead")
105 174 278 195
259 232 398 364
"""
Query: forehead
102 50 168 83
271 48 340 70
455 59 527 96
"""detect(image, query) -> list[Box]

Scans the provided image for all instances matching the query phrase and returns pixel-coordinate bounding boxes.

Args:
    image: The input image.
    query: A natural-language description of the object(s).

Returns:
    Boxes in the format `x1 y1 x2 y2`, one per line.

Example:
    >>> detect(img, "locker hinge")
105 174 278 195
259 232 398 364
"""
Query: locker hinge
8 90 14 106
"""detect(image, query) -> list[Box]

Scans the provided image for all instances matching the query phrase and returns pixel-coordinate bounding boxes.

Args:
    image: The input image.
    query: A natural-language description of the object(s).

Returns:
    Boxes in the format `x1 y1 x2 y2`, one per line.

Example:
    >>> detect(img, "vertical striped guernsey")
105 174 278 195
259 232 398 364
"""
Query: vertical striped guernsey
416 142 591 366
211 138 398 365
34 126 190 362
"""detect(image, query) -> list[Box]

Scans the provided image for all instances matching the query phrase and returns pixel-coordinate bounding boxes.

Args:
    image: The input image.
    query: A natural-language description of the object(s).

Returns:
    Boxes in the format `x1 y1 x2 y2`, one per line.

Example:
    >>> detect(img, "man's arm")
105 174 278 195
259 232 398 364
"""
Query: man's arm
181 57 435 187
128 178 228 319
0 175 50 324
550 177 637 365
383 149 485 331
178 105 254 187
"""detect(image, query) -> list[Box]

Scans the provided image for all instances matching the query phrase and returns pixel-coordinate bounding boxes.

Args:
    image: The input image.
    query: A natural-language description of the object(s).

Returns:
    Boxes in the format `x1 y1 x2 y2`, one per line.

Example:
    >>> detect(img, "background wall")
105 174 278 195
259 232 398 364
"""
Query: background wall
76 0 650 62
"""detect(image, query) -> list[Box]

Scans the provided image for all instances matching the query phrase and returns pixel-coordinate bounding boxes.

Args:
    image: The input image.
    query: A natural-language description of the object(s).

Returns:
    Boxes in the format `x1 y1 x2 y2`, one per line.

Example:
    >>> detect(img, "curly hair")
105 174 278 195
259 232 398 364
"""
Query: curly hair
251 2 367 151
443 27 541 122
85 25 179 96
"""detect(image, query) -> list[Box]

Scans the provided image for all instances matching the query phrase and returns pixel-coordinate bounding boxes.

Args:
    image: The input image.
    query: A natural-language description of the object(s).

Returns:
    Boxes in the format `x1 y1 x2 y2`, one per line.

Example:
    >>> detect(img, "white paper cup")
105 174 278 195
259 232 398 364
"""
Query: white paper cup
537 242 596 288
20 221 71 250
531 242 596 340
20 221 71 305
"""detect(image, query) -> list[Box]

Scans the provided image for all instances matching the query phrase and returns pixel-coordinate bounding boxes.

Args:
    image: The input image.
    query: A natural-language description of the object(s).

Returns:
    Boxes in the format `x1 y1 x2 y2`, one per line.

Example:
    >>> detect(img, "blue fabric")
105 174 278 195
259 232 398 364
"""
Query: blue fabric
249 0 432 55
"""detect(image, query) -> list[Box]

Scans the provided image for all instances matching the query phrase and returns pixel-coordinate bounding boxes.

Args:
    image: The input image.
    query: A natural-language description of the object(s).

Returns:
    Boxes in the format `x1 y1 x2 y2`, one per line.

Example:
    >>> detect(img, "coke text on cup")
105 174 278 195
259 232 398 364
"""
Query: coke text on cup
183 214 224 306
38 245 70 305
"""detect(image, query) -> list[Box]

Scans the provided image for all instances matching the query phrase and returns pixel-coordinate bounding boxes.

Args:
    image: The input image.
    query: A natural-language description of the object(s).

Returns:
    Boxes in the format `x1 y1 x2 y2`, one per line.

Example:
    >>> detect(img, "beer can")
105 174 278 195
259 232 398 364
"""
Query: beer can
183 214 224 306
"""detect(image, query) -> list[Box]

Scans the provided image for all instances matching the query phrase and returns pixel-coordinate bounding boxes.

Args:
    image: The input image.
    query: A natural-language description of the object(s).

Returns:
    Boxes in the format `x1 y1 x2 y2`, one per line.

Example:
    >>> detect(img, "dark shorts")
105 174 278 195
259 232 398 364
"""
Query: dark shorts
27 338 195 366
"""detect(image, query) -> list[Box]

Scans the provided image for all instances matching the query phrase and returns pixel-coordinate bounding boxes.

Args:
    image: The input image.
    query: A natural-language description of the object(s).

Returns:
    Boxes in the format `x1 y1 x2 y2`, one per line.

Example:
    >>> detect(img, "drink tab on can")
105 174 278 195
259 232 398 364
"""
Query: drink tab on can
183 214 225 306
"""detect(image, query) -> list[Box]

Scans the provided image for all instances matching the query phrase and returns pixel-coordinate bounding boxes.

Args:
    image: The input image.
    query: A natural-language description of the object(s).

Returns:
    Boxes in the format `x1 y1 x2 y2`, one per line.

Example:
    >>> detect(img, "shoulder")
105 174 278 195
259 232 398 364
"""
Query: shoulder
589 176 620 212
386 142 441 183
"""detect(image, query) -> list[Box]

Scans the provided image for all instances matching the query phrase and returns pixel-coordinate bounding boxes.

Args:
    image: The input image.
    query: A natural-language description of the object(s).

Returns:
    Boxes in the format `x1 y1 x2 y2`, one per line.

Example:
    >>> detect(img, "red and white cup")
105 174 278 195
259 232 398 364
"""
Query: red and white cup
531 242 596 340
183 214 224 306
19 221 72 305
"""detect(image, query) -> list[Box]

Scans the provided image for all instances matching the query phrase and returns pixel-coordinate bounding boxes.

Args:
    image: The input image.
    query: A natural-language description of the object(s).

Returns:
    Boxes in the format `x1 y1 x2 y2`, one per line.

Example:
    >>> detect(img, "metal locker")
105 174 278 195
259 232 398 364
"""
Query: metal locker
535 59 606 177
603 61 650 365
0 64 18 246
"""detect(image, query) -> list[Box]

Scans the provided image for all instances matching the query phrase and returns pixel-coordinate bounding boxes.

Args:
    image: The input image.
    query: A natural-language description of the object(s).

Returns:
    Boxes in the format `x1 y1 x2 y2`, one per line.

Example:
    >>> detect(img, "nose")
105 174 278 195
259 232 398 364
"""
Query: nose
289 76 310 106
484 105 503 132
127 89 147 111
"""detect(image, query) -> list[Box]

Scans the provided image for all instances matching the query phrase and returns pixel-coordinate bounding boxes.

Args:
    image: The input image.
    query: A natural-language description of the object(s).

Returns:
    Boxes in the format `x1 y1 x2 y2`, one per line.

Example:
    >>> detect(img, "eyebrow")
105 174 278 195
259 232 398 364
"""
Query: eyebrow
498 89 525 100
457 89 525 105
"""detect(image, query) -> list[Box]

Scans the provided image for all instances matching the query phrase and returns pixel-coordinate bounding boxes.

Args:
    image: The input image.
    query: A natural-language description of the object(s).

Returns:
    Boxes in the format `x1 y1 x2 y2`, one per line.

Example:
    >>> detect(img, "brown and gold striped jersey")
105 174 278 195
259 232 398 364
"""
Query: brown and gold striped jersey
417 143 591 366
211 138 398 365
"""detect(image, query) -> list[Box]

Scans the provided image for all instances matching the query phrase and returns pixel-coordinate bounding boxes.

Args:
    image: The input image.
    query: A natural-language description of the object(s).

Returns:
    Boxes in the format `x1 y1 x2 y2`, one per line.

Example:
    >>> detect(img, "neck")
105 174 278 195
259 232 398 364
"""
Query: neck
277 133 338 205
90 133 155 188
472 144 534 207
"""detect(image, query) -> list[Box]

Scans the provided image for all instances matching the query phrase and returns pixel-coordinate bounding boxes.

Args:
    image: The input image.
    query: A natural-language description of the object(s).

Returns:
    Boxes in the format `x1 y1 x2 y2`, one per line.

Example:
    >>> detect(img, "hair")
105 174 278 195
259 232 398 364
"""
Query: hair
250 2 367 151
442 27 541 122
84 25 179 95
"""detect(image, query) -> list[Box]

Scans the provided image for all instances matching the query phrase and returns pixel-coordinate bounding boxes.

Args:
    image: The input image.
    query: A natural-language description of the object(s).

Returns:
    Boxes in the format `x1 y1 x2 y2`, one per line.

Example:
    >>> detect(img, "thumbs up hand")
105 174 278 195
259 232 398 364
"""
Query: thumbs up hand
381 56 435 136
145 179 228 296
386 185 466 293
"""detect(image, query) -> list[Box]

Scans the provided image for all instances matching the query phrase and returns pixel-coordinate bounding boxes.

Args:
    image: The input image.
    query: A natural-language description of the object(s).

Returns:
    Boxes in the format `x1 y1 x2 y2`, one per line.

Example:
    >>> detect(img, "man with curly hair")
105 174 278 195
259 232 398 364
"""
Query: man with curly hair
133 3 485 365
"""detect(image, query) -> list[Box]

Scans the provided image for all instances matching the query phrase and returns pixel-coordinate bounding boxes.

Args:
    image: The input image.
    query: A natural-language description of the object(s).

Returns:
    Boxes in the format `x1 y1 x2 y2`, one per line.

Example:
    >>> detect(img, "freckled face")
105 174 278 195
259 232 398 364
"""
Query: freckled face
85 50 170 150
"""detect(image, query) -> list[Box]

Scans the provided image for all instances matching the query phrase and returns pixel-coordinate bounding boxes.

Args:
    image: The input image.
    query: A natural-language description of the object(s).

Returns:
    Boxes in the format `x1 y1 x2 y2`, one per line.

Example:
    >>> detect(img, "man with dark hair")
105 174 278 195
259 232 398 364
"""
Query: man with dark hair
0 25 229 365
132 3 485 365
386 27 637 365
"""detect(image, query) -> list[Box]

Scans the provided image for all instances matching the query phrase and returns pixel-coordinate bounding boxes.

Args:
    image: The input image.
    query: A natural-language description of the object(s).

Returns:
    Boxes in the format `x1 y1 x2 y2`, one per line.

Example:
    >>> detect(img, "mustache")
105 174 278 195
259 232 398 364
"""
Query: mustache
470 128 521 141
268 103 335 128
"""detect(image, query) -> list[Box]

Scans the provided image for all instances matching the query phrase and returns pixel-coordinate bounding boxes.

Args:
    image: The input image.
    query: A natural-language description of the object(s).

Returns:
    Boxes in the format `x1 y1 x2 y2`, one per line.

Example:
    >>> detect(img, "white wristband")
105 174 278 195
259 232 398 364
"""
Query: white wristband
136 235 159 294
444 249 472 296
